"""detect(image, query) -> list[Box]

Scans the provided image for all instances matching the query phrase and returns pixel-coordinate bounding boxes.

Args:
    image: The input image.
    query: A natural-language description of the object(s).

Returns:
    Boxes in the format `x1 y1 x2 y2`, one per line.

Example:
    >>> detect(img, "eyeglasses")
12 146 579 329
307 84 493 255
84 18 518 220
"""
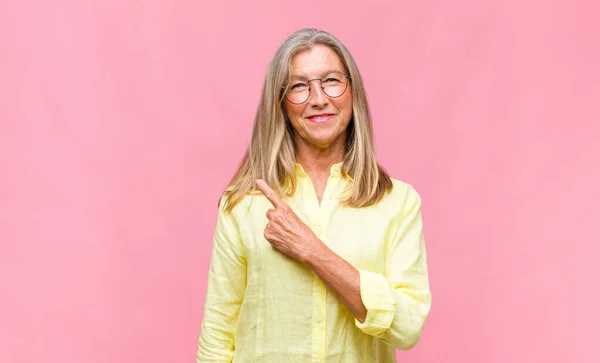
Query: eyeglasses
282 71 351 104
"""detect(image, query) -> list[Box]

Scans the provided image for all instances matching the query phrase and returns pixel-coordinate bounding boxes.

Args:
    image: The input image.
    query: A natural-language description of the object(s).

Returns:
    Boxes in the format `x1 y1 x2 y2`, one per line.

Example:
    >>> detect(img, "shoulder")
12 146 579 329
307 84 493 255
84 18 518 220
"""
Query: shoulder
381 176 423 216
388 177 422 201
217 188 267 220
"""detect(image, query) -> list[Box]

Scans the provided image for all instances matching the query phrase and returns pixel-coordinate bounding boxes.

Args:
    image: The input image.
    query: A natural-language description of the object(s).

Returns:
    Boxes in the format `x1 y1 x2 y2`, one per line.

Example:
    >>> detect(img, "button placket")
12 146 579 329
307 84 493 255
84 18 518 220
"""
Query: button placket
311 276 327 363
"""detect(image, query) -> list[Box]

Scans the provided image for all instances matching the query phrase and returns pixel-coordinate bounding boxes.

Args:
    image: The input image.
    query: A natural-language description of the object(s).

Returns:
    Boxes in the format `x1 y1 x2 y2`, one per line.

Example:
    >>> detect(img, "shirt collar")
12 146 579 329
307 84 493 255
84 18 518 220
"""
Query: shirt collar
294 162 343 178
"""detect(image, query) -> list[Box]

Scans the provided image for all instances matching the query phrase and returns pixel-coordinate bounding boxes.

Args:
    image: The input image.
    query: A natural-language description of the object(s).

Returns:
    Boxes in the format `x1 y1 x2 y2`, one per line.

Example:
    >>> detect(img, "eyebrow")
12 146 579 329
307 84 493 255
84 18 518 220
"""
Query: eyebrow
289 69 345 80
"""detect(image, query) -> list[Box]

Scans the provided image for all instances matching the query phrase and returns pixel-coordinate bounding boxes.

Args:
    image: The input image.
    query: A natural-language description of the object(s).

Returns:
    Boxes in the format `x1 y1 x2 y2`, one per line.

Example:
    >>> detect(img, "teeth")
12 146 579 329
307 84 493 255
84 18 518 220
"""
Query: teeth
311 115 330 122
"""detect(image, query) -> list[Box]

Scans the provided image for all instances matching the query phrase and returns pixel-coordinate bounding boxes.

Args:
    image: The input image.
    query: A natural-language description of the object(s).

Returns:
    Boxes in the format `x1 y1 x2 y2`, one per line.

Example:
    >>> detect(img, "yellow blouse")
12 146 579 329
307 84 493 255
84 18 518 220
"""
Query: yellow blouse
197 162 432 363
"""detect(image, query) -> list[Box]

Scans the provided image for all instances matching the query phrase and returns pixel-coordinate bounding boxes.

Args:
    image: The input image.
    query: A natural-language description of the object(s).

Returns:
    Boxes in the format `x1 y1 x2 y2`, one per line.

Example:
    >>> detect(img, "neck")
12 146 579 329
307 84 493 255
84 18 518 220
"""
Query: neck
294 135 345 175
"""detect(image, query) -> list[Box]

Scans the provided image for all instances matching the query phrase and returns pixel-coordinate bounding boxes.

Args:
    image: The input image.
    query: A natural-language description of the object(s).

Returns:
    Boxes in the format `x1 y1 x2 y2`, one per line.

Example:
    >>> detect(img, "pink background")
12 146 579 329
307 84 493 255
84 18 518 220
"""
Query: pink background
1 1 599 362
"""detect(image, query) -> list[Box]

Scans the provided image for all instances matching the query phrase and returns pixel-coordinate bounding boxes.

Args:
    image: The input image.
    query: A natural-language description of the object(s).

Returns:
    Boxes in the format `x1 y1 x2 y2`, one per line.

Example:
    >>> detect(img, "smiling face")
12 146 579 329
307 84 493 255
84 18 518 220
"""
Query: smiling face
283 45 353 153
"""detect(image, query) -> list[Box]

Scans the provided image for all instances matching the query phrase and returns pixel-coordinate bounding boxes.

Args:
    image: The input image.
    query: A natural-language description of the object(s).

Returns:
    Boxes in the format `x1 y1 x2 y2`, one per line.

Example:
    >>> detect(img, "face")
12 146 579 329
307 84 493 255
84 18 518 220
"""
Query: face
284 45 353 151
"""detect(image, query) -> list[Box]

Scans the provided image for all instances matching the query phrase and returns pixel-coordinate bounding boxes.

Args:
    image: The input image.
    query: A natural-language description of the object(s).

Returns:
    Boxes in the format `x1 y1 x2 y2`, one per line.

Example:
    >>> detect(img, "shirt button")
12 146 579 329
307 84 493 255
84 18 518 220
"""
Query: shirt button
328 196 333 200
317 316 323 323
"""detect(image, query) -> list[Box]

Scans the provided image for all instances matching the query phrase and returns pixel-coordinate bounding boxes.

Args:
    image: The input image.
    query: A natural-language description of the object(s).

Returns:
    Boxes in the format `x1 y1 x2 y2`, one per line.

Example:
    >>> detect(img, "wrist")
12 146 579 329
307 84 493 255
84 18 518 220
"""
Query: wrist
302 237 329 268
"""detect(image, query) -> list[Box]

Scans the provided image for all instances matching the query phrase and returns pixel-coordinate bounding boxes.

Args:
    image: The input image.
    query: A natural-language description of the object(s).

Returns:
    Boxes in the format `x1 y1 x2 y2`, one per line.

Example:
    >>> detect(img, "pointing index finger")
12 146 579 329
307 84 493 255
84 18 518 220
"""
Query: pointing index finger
256 179 284 208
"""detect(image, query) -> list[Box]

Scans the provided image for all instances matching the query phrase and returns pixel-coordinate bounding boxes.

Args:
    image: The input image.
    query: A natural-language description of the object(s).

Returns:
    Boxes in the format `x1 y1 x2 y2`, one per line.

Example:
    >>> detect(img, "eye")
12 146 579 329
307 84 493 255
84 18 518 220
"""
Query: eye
291 82 307 90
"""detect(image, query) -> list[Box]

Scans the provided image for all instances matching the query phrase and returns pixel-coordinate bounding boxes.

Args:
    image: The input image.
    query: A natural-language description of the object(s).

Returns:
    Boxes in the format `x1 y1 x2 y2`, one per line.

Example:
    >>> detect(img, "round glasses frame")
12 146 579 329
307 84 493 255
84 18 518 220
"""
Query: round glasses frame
282 73 351 105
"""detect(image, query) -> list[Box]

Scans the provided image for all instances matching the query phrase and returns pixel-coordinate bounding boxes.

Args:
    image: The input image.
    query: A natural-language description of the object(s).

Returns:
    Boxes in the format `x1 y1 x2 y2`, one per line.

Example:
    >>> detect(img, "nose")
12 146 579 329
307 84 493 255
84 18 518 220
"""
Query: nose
307 80 328 107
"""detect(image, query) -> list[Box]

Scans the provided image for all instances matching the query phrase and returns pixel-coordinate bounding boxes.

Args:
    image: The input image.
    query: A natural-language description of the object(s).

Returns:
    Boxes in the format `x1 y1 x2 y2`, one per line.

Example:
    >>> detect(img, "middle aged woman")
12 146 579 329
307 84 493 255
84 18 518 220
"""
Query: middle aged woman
197 28 432 363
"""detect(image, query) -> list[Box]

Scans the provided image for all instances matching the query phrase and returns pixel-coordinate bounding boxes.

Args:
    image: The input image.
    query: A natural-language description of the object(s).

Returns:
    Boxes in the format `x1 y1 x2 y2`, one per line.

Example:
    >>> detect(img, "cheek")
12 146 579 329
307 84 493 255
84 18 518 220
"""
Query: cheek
336 96 353 123
285 102 303 120
284 103 307 130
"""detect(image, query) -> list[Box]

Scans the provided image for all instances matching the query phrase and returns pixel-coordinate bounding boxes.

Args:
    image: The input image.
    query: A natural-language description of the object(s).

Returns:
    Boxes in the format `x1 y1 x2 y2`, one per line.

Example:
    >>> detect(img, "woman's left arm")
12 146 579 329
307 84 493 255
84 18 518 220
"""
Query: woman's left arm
257 180 432 350
304 186 432 350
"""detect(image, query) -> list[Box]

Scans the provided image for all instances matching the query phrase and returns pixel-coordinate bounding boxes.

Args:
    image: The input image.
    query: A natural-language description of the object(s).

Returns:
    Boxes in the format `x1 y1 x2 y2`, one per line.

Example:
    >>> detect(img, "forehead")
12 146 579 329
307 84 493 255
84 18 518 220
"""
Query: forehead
289 44 345 79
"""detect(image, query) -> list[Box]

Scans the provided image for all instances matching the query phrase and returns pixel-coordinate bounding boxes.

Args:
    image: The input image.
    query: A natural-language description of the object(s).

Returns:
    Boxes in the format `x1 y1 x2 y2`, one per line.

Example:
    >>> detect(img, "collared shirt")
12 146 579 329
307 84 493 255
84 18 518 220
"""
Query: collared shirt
197 162 432 363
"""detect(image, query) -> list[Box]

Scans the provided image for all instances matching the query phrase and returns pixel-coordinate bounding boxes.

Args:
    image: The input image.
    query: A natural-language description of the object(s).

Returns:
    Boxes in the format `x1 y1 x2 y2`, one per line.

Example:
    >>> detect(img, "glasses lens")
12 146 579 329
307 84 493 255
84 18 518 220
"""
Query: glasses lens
322 72 348 98
286 81 310 104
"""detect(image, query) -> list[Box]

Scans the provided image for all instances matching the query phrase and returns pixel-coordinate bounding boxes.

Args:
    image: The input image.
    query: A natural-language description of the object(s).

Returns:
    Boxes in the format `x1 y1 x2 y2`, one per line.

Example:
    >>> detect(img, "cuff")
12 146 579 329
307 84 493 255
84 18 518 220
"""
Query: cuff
354 269 396 337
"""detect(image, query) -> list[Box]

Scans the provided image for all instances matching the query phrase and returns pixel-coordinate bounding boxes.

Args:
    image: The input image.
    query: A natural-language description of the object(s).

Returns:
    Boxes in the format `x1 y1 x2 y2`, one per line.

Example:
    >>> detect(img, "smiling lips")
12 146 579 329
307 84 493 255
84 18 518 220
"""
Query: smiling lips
307 113 335 123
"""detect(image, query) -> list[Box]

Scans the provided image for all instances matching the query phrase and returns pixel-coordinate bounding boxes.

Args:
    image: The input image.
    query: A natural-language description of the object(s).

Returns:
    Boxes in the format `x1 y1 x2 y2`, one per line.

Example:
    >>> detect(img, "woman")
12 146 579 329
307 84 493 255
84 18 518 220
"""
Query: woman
197 28 432 363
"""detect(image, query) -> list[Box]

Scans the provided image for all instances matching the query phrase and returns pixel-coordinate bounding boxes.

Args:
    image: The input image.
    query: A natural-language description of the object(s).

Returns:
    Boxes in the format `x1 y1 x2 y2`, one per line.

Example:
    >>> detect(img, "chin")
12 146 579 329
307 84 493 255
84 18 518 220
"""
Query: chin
309 133 342 146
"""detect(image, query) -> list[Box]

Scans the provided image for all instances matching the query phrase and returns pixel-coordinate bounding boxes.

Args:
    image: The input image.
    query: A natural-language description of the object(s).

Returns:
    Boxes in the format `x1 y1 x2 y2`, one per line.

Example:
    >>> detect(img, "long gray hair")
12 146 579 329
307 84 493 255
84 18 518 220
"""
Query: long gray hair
222 28 392 212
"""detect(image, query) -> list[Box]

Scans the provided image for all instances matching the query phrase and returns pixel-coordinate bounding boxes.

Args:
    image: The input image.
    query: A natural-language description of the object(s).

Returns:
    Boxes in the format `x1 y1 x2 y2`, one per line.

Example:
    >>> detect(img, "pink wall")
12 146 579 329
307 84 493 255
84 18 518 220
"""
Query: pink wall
1 1 598 362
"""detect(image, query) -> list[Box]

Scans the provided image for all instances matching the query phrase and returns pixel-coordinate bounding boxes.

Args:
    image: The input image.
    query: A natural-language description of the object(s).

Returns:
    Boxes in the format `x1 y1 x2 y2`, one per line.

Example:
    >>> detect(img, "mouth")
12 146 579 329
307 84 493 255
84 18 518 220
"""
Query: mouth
306 113 335 123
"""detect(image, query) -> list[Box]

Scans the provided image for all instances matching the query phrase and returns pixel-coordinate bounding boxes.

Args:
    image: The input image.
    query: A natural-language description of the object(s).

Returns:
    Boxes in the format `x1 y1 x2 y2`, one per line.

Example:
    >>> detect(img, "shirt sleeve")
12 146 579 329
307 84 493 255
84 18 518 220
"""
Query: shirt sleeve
197 197 247 362
354 185 432 350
